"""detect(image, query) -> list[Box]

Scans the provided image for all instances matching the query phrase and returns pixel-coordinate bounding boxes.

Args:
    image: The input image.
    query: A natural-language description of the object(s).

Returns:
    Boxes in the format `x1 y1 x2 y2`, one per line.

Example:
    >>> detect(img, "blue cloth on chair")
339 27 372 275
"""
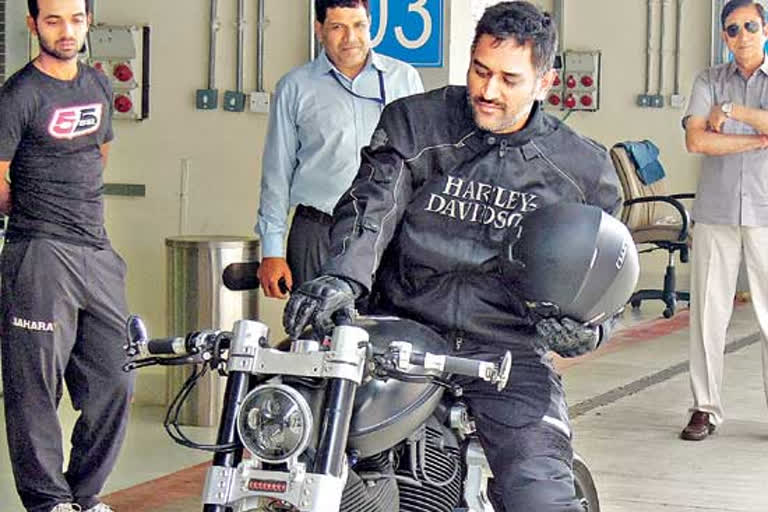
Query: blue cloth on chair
619 140 665 185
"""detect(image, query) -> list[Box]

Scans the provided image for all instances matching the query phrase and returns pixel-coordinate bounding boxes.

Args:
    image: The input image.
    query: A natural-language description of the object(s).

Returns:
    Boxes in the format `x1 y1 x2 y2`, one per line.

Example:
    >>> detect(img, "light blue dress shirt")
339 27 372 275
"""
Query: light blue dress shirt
256 49 424 258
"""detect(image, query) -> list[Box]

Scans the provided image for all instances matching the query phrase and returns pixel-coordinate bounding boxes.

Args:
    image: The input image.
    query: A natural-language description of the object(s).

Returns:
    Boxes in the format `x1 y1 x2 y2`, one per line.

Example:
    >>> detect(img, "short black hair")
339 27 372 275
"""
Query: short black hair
315 0 370 23
28 0 92 20
472 1 558 75
721 0 766 28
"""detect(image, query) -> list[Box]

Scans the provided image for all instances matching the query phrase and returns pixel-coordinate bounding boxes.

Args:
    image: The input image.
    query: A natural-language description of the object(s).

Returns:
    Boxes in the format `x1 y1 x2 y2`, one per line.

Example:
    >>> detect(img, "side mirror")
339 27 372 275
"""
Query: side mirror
124 315 148 357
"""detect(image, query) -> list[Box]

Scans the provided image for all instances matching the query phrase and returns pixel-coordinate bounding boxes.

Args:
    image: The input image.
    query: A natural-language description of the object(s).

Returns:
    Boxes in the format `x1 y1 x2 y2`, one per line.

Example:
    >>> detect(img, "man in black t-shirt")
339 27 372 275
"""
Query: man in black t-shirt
0 1 133 511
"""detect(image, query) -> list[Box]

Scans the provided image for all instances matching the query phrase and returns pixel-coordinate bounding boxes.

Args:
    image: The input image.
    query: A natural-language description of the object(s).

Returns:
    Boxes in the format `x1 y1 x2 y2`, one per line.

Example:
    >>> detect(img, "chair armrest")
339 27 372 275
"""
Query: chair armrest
623 195 690 242
669 192 695 201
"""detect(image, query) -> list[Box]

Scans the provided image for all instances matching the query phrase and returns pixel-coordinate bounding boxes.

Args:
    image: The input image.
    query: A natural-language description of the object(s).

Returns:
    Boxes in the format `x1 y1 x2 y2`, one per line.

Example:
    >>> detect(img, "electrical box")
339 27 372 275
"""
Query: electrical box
562 50 601 112
546 50 601 113
223 91 246 112
87 24 151 121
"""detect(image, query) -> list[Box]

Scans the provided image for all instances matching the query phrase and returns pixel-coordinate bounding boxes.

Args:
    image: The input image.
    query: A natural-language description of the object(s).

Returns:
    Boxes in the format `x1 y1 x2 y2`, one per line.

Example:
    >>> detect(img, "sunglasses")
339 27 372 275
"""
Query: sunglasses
725 20 762 38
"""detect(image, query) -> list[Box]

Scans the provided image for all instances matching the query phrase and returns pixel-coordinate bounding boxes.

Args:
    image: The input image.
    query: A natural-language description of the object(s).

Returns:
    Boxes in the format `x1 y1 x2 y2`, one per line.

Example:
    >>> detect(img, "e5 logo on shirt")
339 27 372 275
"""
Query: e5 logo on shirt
48 103 103 140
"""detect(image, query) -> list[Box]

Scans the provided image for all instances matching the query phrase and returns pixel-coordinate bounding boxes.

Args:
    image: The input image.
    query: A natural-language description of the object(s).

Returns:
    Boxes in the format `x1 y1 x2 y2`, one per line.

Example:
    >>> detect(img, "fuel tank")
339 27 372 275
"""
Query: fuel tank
348 316 448 457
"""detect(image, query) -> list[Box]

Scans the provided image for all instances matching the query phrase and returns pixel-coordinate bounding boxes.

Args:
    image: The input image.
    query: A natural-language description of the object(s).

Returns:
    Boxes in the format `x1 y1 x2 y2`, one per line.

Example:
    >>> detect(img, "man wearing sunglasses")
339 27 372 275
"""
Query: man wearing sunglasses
681 0 768 441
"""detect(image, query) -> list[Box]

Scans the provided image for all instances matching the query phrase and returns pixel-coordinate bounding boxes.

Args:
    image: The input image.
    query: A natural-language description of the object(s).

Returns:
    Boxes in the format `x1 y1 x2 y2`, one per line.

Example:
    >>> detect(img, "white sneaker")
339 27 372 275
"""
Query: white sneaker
50 505 82 512
85 505 114 512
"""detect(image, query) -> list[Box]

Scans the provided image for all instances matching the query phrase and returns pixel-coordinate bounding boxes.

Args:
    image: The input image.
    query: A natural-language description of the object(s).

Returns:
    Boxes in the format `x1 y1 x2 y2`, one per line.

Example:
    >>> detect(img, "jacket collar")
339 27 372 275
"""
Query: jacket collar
458 92 550 153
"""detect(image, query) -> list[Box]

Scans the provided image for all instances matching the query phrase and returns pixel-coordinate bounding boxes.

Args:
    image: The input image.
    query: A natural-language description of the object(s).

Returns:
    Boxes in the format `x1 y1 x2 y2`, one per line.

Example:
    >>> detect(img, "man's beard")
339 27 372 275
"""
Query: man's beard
467 90 534 133
38 34 81 61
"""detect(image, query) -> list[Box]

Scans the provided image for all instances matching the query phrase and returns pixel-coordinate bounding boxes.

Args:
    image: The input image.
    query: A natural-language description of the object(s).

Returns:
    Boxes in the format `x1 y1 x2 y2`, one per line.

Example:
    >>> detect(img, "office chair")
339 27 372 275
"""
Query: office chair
610 142 694 318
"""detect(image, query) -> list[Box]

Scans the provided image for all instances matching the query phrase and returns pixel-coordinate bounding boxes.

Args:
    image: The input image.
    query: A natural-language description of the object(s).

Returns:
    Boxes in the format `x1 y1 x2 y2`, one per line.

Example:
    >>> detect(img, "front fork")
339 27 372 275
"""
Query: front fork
202 370 251 512
313 378 358 478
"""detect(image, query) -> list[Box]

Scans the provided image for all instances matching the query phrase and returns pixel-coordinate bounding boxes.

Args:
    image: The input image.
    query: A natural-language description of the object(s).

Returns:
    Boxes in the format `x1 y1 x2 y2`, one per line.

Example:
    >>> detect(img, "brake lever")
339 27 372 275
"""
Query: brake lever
123 353 207 372
123 357 164 371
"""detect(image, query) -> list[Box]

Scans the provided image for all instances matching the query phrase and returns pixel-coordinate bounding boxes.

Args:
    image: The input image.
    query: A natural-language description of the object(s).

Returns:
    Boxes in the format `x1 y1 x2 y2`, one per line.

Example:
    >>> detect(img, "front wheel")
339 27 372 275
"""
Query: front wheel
573 452 600 512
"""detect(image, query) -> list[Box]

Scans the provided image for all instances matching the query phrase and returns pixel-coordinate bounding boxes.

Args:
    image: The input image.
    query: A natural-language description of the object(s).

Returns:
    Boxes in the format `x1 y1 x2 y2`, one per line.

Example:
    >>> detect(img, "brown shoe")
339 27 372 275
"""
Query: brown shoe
680 411 716 441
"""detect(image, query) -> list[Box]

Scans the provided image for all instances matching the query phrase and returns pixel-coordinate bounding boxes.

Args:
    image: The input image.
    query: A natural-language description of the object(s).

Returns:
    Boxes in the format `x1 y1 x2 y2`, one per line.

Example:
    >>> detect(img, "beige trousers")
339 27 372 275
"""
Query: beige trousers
689 223 768 426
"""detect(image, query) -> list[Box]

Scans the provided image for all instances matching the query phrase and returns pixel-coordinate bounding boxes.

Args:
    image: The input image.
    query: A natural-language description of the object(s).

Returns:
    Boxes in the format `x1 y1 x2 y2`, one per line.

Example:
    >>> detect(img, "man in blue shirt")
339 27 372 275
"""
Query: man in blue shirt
256 0 423 298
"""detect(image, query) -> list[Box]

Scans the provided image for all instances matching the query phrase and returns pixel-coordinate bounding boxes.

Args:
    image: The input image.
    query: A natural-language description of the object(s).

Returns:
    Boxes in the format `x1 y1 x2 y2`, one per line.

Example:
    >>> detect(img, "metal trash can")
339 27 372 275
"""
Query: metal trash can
165 235 259 426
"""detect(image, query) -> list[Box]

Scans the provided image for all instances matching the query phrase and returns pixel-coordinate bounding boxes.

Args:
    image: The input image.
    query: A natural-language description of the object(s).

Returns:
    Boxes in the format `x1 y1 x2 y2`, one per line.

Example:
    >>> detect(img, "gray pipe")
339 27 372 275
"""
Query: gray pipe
553 0 566 52
236 0 245 92
256 0 265 91
645 0 653 94
659 0 668 95
674 0 684 94
207 0 219 90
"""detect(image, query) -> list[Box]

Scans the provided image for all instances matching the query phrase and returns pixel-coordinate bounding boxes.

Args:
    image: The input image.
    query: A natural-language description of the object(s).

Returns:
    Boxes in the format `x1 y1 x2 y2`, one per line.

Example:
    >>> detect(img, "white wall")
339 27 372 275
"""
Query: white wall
97 0 310 403
10 1 712 403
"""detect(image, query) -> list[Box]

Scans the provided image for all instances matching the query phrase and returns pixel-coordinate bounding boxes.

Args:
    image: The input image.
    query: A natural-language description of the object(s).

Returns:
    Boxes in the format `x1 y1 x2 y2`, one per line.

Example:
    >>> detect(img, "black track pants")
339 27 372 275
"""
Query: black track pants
0 238 135 512
456 347 583 512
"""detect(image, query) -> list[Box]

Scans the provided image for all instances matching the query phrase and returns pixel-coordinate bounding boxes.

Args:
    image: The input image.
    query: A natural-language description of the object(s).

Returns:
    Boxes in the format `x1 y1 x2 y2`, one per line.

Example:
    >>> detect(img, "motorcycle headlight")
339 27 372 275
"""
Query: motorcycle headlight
237 384 313 463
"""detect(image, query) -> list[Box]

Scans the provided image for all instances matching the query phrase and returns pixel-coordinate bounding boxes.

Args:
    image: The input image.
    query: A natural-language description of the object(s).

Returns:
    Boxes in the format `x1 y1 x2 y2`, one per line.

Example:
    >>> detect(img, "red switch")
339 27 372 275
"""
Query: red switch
114 63 134 82
548 94 561 106
580 75 594 87
114 95 133 113
580 94 594 107
553 74 561 86
566 75 577 89
564 94 577 109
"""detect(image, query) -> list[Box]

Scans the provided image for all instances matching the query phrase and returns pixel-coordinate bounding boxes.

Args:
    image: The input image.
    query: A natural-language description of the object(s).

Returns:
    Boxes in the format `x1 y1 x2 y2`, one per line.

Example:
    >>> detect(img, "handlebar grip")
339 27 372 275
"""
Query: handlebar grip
146 336 185 355
411 352 495 380
441 355 487 378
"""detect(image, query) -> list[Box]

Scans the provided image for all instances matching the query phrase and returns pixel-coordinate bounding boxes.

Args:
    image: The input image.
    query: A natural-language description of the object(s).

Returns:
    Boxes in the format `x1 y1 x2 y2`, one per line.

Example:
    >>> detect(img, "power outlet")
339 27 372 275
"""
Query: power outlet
670 94 687 109
250 91 271 114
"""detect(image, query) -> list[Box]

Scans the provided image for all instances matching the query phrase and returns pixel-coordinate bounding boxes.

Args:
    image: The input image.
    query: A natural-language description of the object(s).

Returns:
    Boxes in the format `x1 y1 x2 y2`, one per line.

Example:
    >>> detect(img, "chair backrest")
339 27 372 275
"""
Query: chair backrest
610 144 674 230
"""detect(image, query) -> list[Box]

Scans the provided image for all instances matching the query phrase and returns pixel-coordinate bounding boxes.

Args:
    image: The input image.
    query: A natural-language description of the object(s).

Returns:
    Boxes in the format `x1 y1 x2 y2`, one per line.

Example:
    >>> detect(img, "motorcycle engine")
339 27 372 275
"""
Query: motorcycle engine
340 415 463 512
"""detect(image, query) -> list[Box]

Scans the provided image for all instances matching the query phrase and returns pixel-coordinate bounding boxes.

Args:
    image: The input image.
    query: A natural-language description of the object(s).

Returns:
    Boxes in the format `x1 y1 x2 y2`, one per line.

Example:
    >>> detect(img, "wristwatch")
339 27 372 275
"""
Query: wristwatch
721 102 734 117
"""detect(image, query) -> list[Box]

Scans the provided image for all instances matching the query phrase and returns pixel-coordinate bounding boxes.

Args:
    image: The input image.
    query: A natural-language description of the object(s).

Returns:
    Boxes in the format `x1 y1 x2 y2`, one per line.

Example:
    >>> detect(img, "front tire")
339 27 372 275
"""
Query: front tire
573 453 600 512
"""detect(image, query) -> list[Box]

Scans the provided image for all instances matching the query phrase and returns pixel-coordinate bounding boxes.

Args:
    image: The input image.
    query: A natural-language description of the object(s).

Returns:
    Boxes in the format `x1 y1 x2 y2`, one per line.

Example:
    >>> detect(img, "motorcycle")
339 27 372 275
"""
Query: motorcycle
123 264 600 512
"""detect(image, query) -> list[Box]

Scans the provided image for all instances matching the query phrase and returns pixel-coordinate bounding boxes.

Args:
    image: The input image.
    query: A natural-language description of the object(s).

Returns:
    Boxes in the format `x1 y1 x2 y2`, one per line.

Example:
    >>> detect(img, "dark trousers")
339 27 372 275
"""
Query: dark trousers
0 238 135 512
455 347 582 512
286 205 332 289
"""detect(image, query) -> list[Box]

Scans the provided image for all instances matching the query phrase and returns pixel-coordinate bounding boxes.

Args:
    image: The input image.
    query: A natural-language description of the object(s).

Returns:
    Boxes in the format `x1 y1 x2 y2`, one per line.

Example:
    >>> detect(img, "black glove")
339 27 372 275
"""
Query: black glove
283 275 362 339
535 317 600 358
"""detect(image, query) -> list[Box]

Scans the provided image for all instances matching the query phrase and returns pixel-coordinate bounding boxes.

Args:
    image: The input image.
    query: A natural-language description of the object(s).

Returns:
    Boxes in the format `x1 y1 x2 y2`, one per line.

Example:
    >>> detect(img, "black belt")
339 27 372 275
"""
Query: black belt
295 204 334 225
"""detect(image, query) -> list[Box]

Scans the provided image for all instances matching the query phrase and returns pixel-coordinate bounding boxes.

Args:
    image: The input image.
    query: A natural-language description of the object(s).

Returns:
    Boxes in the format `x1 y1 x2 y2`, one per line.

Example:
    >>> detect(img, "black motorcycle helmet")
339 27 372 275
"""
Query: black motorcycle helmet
500 202 639 326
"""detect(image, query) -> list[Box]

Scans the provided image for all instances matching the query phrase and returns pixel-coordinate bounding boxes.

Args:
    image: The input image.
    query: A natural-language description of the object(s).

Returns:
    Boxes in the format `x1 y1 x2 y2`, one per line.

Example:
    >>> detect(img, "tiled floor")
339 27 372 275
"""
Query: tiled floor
1 297 766 511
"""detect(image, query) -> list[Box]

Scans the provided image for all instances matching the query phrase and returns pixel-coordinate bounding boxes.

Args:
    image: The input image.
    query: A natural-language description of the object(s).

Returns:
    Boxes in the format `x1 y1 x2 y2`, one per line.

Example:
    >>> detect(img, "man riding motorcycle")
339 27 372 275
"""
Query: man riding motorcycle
284 2 624 510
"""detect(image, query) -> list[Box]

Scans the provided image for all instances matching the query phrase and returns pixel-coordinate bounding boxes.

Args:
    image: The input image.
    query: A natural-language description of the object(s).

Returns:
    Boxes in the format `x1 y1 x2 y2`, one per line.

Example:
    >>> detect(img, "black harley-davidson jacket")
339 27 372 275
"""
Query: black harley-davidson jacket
323 86 621 352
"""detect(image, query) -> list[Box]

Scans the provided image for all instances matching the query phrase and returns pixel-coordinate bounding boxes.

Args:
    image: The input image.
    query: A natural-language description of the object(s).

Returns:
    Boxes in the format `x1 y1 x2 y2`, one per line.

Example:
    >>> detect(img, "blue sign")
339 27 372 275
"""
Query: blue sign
369 0 444 68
